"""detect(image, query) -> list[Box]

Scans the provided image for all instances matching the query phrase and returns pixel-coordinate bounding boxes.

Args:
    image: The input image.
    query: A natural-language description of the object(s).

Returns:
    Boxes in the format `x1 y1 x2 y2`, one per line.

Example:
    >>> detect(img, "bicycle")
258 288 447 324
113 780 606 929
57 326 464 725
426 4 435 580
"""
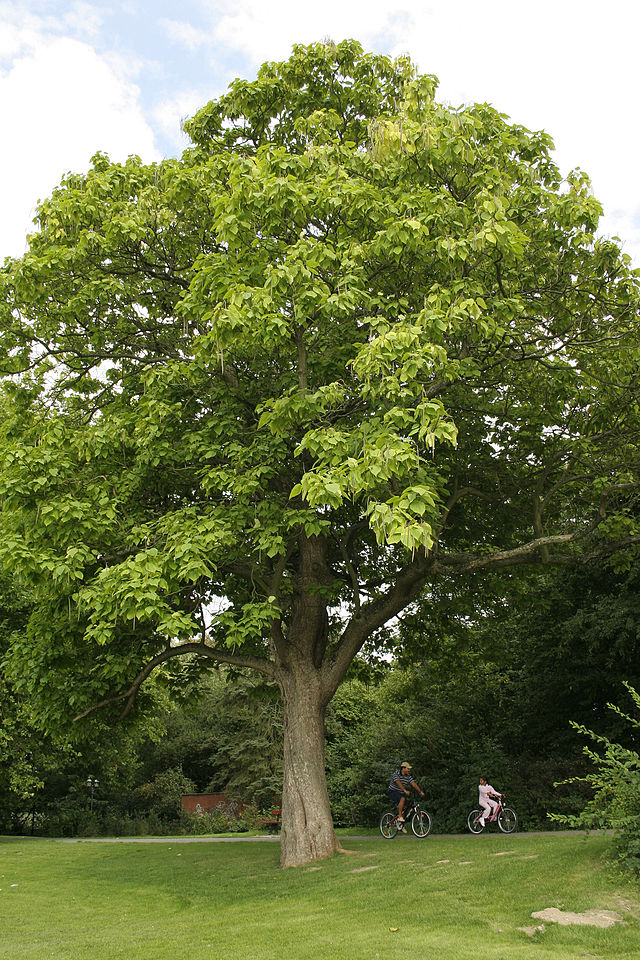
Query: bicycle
379 795 432 839
467 797 517 834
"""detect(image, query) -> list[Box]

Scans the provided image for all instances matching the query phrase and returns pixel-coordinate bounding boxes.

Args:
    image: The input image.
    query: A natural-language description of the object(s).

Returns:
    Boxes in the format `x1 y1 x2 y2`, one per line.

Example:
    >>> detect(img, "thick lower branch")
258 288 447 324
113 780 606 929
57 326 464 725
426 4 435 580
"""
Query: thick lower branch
73 641 276 722
324 555 436 697
437 531 640 573
324 526 640 700
438 532 578 573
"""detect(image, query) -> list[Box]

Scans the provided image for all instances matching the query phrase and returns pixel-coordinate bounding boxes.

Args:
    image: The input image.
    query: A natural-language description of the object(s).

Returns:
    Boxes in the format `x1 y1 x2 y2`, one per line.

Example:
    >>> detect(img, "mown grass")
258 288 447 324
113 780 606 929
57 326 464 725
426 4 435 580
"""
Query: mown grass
1 833 638 959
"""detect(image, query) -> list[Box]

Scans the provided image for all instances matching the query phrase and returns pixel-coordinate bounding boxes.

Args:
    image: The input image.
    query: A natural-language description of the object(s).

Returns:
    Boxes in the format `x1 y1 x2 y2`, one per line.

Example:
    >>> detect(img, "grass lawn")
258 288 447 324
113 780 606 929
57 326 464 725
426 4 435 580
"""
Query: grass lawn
1 832 638 959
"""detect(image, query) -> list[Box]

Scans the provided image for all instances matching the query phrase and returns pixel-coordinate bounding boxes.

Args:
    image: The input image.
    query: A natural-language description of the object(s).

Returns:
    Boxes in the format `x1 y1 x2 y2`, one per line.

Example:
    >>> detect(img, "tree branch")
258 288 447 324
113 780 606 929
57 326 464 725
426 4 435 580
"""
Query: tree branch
295 325 308 395
437 530 640 573
436 482 496 535
73 641 277 722
323 555 436 699
322 522 640 703
337 537 361 615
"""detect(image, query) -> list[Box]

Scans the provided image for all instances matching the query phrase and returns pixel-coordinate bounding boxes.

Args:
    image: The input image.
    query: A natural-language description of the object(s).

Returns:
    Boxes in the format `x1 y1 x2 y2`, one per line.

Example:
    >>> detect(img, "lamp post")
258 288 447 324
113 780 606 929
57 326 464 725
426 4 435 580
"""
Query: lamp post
85 777 99 812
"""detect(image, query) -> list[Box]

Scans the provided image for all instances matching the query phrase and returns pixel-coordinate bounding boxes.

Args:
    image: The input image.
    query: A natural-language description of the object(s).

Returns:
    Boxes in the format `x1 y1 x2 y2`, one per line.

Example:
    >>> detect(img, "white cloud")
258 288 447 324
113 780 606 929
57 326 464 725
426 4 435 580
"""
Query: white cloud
159 18 209 52
152 90 205 151
210 0 408 62
0 31 158 260
59 1 104 38
0 13 41 60
0 1 103 57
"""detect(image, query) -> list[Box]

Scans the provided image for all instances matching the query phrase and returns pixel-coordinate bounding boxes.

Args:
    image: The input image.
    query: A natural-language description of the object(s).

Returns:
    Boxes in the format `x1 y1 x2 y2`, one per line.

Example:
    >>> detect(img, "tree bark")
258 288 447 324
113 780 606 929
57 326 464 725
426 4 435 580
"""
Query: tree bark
278 664 340 867
277 533 341 867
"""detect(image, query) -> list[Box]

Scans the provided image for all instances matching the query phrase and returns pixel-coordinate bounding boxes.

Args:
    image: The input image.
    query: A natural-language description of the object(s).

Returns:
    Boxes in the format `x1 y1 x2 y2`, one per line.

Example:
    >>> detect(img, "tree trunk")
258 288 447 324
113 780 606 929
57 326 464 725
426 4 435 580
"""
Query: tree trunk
278 663 340 867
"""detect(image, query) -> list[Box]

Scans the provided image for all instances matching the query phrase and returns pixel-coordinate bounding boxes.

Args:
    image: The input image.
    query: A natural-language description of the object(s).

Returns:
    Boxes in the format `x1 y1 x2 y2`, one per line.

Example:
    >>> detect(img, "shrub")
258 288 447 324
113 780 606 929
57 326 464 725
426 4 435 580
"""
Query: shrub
131 766 196 821
180 807 232 835
550 683 640 876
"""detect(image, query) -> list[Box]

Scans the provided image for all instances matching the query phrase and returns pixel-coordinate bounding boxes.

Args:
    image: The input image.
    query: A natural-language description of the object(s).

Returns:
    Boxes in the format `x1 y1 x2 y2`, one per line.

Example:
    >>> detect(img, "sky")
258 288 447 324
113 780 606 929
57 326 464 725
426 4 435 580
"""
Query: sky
1 0 639 265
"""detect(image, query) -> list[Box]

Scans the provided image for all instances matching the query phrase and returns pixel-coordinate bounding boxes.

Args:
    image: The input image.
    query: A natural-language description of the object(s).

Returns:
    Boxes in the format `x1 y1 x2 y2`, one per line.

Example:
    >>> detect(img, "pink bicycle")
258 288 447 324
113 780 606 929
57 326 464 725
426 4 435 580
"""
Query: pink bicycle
467 796 517 834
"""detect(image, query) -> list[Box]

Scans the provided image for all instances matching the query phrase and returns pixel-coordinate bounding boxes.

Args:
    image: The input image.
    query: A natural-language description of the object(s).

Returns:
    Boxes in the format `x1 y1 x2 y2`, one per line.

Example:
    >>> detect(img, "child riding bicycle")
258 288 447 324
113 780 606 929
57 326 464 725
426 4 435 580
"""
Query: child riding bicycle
478 776 502 826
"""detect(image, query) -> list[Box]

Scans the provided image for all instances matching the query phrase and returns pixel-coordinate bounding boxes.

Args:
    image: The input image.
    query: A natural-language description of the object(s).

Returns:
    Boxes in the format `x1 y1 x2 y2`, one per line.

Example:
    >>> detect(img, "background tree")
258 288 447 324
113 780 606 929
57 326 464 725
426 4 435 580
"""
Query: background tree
0 569 48 832
325 559 640 832
0 40 638 866
135 671 283 810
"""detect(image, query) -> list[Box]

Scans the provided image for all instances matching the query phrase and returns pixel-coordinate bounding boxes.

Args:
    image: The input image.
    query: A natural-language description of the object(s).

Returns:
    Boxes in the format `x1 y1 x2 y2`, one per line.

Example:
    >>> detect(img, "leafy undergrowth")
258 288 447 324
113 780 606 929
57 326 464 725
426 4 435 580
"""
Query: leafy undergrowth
0 834 638 959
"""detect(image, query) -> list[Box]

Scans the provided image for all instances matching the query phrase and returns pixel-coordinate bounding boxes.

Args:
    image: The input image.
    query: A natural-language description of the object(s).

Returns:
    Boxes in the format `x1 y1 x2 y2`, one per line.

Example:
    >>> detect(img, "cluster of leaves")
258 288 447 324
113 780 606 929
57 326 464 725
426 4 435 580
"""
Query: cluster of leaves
1 41 637 737
550 684 640 876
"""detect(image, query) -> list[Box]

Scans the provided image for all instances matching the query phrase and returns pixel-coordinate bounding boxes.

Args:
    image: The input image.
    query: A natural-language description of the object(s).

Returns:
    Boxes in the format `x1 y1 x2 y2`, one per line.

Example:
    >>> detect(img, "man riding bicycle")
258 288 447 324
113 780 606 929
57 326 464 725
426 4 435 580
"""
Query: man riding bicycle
387 762 424 831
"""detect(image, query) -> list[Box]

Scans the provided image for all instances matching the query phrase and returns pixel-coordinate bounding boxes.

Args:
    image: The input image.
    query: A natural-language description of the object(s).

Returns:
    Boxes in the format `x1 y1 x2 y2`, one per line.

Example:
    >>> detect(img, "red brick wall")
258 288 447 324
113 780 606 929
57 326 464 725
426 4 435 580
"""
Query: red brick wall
181 793 244 815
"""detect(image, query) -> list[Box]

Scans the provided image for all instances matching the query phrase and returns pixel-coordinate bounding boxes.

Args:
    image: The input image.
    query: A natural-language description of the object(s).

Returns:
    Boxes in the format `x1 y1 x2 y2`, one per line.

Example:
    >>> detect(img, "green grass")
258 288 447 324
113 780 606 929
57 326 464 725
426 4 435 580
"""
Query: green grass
1 833 638 959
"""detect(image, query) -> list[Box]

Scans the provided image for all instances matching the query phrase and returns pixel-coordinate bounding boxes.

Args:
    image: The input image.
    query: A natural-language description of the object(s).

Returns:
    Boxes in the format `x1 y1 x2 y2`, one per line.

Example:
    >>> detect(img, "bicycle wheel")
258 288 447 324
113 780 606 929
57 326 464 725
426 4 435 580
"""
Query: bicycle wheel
379 811 399 839
498 807 517 834
467 809 484 834
411 810 432 837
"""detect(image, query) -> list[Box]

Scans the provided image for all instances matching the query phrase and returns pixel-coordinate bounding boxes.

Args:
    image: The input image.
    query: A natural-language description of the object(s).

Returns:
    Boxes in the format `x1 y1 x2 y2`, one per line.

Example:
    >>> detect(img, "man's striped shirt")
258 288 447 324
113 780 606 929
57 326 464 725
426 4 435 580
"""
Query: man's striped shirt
388 769 413 791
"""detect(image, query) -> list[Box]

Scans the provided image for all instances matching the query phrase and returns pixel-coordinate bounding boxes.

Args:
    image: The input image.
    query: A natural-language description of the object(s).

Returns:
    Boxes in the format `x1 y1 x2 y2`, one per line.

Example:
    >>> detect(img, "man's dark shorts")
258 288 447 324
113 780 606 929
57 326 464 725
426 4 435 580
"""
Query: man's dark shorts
387 787 404 804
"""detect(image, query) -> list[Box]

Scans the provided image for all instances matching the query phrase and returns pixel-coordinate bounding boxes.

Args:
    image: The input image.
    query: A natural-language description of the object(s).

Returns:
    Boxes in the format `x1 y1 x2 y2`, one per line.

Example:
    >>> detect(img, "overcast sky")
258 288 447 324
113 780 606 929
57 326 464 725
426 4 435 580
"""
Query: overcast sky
2 0 639 265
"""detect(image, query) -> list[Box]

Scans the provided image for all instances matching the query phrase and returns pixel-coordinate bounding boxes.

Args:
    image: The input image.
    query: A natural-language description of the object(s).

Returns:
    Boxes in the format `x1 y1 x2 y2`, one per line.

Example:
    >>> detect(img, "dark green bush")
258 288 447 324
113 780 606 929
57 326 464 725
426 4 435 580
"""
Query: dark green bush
550 683 640 876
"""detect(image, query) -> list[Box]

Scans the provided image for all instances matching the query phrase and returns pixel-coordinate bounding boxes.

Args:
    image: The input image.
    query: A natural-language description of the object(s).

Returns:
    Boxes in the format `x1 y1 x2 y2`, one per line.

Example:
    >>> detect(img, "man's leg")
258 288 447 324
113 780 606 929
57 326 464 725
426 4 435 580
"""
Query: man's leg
397 795 408 832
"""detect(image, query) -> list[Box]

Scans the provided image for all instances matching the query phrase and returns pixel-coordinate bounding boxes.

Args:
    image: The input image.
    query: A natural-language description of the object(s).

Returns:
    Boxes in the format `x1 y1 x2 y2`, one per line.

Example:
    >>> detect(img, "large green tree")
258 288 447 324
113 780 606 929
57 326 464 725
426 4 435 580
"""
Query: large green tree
1 41 638 866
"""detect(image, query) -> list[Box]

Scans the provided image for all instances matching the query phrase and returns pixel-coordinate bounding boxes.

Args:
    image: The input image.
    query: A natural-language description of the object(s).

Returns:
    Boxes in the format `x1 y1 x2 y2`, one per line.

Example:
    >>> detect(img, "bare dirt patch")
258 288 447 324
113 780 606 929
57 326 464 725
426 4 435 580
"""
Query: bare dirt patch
531 907 622 928
350 865 379 873
612 895 640 919
518 924 545 937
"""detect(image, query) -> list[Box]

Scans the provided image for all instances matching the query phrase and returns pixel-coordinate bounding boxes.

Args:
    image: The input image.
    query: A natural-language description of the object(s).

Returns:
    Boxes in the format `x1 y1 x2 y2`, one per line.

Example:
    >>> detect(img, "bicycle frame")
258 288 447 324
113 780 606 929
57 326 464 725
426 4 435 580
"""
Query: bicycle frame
396 796 422 823
483 798 504 824
380 795 432 839
468 796 517 834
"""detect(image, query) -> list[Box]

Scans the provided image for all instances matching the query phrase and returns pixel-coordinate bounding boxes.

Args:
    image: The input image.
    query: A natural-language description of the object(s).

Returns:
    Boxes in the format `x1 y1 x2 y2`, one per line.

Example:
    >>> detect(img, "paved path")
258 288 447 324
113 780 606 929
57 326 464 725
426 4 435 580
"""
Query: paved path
55 830 589 844
56 835 282 843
